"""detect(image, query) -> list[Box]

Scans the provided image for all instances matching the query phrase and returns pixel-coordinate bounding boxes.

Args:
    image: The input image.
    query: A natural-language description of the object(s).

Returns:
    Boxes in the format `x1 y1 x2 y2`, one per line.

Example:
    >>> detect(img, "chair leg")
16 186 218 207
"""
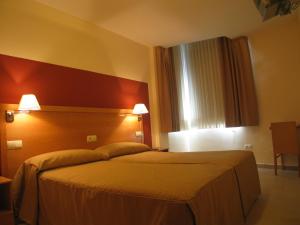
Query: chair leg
298 155 300 178
274 153 278 176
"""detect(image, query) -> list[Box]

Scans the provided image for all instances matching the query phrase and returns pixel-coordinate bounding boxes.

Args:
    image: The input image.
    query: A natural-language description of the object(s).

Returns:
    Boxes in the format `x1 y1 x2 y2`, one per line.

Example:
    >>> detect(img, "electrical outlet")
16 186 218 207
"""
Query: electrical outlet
244 144 253 150
7 140 23 150
135 131 143 137
87 135 97 143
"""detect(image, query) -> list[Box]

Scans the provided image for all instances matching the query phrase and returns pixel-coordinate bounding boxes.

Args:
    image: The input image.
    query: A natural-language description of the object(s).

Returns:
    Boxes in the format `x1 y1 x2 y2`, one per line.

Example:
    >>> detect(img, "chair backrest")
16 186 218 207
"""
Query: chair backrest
270 121 299 155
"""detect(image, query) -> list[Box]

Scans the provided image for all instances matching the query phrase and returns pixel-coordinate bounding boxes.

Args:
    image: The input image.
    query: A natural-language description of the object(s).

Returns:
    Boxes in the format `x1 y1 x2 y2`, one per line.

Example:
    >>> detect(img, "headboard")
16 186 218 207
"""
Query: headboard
0 104 141 178
0 53 151 178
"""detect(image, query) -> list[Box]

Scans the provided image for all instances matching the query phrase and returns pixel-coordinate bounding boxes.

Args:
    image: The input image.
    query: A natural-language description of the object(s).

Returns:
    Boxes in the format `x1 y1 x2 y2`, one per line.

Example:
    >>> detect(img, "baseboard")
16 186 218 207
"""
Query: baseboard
257 163 298 171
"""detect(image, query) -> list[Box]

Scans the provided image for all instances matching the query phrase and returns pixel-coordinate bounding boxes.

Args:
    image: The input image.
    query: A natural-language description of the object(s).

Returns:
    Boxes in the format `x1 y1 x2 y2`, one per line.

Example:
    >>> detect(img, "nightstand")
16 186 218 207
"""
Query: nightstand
152 147 169 152
0 176 14 225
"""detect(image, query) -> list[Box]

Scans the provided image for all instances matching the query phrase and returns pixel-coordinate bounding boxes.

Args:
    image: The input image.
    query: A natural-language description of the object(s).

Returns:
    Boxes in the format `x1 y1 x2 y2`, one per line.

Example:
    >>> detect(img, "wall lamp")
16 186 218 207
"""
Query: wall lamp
132 103 148 121
5 94 41 123
132 103 148 143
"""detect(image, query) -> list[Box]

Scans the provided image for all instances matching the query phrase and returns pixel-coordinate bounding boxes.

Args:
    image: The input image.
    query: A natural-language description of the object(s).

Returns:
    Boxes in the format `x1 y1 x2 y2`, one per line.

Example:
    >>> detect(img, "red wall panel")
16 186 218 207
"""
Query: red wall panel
0 54 151 146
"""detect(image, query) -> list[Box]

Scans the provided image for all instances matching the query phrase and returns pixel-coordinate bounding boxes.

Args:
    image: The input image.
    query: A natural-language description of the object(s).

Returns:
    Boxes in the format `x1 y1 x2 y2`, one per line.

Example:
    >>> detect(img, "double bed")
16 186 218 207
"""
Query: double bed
12 142 261 225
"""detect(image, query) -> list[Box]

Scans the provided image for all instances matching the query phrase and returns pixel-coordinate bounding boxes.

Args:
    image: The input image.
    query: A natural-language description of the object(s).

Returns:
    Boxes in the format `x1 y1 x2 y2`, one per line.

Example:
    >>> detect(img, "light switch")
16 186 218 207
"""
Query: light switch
87 135 97 143
7 140 23 150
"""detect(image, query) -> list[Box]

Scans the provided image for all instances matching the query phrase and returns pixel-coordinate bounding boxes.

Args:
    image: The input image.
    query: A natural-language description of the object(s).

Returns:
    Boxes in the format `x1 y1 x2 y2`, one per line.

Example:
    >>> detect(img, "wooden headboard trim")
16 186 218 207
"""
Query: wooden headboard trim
0 104 134 114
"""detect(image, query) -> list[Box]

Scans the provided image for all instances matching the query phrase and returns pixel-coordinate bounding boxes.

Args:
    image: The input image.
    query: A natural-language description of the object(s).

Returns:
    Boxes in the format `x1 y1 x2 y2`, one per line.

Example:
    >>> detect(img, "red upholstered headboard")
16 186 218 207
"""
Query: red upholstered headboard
0 54 151 177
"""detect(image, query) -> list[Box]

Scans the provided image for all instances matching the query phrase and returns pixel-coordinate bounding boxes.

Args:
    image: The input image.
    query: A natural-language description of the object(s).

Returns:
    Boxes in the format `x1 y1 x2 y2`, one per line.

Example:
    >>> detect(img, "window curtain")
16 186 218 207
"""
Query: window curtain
155 36 258 132
172 39 225 130
154 47 180 132
219 37 259 127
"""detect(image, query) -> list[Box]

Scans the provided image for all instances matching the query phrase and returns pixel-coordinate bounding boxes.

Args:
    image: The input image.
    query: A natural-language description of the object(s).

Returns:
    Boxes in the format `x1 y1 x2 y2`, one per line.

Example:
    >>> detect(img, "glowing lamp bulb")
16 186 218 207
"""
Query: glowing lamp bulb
132 104 148 115
18 94 41 111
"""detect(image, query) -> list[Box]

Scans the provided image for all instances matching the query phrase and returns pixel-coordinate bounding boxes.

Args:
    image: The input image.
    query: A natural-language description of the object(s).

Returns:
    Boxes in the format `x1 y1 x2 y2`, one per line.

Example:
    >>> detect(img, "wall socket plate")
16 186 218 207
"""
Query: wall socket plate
87 135 97 143
7 140 23 150
244 144 253 150
135 131 143 137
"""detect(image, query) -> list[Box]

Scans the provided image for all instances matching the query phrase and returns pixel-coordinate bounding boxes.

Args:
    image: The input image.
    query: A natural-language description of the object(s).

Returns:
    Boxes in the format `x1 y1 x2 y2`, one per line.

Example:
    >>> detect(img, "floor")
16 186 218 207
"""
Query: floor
246 168 300 225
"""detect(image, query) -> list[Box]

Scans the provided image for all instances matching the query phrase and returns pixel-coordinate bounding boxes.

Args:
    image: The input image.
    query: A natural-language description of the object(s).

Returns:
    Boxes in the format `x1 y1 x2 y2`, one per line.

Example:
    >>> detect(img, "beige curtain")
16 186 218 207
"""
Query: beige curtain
219 37 259 127
172 39 225 130
154 47 180 132
155 36 258 131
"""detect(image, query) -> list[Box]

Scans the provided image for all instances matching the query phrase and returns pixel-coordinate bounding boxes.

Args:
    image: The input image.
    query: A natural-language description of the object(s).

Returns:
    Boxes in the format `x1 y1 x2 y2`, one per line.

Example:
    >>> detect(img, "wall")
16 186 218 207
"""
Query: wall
246 15 300 165
0 0 150 83
168 15 300 166
0 54 150 110
169 127 246 152
0 0 159 161
148 48 161 148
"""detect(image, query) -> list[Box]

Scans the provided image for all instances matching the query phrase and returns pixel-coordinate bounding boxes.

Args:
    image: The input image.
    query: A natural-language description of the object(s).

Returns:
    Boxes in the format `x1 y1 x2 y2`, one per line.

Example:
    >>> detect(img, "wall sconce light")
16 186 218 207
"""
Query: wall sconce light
132 103 148 143
132 103 148 121
5 94 41 122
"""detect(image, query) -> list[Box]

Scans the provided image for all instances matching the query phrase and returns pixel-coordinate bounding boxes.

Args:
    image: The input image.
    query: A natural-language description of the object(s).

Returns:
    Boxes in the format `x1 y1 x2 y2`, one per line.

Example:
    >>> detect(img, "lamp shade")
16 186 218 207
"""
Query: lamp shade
18 94 41 111
132 103 148 115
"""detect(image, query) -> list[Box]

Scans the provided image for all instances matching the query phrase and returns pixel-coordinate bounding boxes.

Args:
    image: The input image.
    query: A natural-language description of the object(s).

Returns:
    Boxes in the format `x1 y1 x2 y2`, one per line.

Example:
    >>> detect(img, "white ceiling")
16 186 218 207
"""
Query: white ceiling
36 0 298 47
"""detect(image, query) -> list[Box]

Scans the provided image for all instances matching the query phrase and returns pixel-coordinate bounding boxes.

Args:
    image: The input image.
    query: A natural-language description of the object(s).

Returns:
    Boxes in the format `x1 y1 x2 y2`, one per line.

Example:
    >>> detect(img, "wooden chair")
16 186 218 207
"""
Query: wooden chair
270 121 300 177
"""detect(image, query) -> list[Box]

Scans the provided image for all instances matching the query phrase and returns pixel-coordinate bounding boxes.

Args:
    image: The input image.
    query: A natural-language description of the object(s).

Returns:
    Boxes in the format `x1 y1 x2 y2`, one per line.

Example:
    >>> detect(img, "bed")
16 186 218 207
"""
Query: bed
12 142 260 225
111 149 261 217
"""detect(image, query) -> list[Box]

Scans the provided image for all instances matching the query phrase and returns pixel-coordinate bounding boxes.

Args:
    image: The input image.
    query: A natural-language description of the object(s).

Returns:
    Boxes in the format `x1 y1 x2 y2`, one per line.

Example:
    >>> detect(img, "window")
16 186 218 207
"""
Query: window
172 39 225 130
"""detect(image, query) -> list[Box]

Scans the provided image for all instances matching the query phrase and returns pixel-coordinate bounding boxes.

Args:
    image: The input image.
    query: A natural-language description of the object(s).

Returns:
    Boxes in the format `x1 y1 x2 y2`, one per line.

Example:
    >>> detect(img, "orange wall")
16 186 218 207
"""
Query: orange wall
0 0 150 83
246 15 300 165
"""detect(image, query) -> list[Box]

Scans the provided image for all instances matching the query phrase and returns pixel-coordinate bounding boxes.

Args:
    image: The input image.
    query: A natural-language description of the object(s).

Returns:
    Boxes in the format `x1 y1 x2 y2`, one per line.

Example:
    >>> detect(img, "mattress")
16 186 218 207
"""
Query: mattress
112 150 261 216
12 148 246 225
38 161 244 225
12 145 260 225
